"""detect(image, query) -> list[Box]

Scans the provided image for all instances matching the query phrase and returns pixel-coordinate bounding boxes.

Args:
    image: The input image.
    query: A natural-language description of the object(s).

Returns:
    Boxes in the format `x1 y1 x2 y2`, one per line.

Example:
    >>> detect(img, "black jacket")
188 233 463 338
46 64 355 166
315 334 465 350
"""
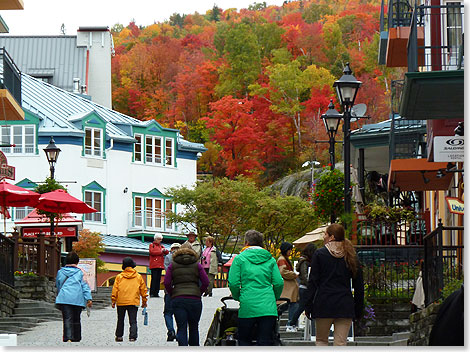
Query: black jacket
305 247 364 319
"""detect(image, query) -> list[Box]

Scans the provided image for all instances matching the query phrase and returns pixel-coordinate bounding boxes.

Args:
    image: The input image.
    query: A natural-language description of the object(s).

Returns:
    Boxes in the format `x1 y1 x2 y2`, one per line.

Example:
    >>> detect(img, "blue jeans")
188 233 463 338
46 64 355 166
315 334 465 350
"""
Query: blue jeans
290 287 308 326
279 301 300 326
237 315 277 346
163 293 175 333
172 297 202 346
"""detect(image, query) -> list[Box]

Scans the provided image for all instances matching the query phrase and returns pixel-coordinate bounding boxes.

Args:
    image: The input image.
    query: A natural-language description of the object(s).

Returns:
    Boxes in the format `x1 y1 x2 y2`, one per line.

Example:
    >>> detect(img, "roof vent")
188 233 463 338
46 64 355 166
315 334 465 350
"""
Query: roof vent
73 78 80 93
80 84 87 94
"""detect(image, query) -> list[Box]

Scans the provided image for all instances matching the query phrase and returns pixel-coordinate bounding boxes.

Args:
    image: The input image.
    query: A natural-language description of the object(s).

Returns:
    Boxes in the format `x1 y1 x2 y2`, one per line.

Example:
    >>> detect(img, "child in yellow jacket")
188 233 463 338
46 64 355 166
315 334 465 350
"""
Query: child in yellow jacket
111 257 148 342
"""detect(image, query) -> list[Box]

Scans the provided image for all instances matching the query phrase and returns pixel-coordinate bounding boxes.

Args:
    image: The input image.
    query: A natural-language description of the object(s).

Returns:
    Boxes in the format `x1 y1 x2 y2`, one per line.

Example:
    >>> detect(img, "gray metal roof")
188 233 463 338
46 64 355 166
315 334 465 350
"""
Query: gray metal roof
0 35 86 92
22 73 207 152
101 234 171 255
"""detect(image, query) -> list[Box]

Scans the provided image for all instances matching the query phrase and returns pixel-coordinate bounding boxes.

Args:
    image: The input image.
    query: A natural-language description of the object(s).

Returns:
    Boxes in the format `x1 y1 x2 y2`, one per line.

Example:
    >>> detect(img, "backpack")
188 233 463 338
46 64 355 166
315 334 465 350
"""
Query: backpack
215 247 224 265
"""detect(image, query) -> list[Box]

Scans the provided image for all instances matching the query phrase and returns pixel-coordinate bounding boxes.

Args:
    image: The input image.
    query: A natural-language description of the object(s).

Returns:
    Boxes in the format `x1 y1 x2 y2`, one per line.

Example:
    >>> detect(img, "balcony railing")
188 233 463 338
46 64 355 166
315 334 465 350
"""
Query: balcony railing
408 2 464 72
0 47 21 106
128 211 175 232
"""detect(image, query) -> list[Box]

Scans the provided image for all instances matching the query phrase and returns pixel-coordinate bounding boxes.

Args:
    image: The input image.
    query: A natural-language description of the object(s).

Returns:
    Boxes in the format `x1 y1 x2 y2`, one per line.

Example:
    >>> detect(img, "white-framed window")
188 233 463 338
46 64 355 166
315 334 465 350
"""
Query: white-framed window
165 138 173 166
145 198 162 229
84 190 103 222
165 199 175 230
443 1 463 68
134 134 143 162
135 196 143 227
145 136 162 165
85 127 102 157
0 125 35 154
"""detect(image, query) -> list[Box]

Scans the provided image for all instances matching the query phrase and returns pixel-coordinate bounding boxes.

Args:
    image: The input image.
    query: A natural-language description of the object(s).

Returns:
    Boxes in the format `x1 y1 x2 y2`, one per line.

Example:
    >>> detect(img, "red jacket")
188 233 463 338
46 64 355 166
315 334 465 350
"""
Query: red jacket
149 242 169 269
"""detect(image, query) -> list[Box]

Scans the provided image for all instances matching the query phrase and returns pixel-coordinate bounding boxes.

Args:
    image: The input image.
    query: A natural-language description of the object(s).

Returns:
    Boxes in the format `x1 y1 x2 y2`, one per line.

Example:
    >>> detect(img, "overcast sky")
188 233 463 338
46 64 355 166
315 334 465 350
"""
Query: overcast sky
1 0 285 35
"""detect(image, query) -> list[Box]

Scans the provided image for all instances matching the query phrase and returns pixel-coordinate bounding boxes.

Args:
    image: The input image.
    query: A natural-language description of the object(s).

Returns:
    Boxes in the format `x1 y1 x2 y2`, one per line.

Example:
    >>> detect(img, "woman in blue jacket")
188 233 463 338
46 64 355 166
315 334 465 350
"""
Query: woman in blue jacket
55 251 93 342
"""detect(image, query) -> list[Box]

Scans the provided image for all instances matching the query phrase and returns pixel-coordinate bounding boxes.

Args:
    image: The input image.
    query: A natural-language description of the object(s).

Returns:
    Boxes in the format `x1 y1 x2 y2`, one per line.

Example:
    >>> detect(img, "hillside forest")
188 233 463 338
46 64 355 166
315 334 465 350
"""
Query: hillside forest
111 0 402 186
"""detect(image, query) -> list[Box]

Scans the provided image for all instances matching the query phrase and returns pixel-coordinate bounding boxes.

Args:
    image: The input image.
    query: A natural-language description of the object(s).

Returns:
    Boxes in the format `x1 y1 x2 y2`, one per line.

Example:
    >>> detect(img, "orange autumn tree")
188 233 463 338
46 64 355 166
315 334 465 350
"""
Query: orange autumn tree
72 229 107 273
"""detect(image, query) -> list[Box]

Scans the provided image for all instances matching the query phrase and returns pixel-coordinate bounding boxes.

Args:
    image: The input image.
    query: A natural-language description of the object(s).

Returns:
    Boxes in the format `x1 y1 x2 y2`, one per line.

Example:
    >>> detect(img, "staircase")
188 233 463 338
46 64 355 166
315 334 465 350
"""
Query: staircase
0 287 112 336
278 310 410 346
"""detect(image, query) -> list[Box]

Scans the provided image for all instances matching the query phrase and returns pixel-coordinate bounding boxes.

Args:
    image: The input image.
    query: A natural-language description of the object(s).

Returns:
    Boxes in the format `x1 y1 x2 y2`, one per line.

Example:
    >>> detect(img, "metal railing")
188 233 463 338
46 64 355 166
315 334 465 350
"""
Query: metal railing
423 220 463 306
408 3 464 72
388 0 413 29
0 233 14 287
354 212 428 246
356 245 423 300
128 211 176 232
0 47 21 106
13 232 61 279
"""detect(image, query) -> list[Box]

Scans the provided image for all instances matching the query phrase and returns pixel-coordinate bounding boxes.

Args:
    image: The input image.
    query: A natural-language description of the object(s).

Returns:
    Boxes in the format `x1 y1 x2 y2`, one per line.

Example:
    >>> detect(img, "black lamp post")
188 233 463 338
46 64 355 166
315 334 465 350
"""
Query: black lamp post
43 137 61 180
321 99 342 170
43 137 61 239
333 63 362 224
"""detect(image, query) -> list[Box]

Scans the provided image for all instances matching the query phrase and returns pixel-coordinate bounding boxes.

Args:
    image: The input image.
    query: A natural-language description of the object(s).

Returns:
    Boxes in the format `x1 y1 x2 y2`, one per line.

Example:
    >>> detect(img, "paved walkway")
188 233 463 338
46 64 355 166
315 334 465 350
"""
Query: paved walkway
17 288 235 347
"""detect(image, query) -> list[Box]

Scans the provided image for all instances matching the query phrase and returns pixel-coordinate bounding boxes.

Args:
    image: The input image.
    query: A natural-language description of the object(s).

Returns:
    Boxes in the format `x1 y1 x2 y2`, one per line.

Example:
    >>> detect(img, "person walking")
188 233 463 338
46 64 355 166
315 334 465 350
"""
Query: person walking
305 223 364 346
228 230 284 346
164 242 209 346
111 257 148 342
149 233 169 297
163 242 181 342
55 251 93 343
201 236 218 297
290 243 317 332
277 241 300 332
183 232 202 257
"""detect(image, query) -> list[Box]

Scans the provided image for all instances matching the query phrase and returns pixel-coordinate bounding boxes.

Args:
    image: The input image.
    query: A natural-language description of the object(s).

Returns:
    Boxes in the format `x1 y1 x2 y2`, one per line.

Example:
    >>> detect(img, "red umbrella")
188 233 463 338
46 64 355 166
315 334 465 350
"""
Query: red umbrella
0 180 40 234
0 180 40 208
36 189 97 214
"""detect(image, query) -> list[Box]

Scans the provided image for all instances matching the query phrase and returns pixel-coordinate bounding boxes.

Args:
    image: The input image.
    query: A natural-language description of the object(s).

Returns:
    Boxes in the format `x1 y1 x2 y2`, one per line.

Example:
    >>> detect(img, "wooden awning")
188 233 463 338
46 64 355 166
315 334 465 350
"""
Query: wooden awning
388 159 453 192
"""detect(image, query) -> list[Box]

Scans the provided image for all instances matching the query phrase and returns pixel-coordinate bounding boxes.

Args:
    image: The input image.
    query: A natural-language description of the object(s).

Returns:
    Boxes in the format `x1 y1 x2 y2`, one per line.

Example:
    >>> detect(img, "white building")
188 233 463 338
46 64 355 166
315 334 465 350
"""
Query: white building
4 72 205 246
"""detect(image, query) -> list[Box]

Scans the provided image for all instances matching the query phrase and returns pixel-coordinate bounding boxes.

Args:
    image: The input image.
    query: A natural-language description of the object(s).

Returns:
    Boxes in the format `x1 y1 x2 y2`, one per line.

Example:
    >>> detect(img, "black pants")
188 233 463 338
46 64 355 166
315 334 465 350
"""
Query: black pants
238 315 277 346
150 268 163 297
115 305 138 340
58 304 83 342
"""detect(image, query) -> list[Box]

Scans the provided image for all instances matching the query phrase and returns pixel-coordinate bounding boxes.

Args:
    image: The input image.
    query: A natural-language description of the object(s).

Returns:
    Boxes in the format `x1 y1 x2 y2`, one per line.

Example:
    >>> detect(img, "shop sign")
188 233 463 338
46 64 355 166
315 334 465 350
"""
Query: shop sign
0 151 15 180
434 136 464 162
445 197 464 215
22 226 77 237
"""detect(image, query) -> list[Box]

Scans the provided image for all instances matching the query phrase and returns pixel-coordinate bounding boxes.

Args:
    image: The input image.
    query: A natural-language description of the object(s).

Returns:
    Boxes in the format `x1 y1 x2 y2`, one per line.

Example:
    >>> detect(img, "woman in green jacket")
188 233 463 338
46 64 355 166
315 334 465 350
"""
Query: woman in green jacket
228 230 284 346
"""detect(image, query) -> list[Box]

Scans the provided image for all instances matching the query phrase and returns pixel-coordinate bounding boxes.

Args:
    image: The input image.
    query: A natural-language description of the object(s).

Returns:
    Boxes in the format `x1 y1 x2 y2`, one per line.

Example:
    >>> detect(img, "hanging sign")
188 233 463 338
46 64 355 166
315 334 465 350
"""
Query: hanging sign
0 151 15 180
434 136 464 162
445 197 464 215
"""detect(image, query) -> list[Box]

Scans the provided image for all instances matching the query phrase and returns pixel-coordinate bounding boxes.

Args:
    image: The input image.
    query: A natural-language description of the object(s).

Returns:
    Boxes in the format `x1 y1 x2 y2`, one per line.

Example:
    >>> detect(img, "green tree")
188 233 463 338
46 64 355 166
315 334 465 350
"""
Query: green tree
215 23 262 97
302 3 333 24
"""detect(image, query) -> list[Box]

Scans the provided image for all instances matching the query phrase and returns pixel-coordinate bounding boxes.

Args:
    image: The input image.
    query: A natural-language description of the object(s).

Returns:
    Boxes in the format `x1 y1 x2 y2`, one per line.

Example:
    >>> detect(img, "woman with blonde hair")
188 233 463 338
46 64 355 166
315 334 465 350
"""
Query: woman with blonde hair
304 223 364 346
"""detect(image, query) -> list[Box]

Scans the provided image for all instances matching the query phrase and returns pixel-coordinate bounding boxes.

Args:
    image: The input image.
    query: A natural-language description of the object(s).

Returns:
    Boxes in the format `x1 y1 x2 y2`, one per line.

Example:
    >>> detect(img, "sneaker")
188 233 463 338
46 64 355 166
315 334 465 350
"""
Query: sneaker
167 330 176 342
115 337 123 342
129 338 137 342
286 325 298 332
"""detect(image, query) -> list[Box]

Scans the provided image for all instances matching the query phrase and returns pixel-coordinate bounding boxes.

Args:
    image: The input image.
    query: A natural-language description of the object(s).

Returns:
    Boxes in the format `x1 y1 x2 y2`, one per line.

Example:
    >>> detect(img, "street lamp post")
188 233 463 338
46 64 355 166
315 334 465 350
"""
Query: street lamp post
321 99 342 170
43 137 61 238
333 63 362 225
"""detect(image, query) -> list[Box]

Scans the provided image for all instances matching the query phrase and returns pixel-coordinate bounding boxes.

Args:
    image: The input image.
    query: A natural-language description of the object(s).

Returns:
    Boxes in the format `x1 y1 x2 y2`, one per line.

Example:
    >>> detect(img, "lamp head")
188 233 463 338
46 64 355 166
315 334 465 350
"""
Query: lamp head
333 63 362 107
321 99 342 136
43 137 61 167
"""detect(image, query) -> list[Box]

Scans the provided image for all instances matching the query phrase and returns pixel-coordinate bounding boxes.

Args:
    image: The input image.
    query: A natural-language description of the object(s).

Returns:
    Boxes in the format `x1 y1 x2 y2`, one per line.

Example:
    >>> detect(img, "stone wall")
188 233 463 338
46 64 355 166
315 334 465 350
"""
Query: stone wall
408 302 441 346
363 298 411 336
14 276 57 303
0 282 19 317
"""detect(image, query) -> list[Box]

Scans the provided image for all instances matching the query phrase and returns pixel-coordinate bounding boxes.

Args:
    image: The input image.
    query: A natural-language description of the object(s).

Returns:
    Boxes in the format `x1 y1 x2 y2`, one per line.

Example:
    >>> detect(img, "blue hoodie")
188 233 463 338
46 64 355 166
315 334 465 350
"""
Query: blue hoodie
55 266 92 307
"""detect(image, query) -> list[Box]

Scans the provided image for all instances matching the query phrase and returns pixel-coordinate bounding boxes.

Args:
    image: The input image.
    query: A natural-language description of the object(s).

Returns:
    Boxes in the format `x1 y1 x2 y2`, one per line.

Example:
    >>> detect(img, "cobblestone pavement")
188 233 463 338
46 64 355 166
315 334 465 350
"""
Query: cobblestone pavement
17 288 234 347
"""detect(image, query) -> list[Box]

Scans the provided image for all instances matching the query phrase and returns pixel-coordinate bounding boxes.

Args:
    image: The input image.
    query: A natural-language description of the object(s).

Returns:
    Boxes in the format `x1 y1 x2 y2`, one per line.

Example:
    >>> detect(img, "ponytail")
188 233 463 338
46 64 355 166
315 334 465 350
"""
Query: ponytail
343 238 358 277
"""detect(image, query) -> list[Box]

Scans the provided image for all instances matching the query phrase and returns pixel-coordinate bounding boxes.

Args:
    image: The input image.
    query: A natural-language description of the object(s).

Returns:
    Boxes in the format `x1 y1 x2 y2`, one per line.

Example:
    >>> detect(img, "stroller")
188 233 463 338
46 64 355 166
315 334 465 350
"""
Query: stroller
204 296 290 346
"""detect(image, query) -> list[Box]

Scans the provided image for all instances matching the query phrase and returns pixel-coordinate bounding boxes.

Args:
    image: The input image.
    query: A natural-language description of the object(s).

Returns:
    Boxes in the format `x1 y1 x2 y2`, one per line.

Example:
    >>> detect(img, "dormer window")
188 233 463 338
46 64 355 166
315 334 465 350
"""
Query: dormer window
145 135 162 165
85 127 102 157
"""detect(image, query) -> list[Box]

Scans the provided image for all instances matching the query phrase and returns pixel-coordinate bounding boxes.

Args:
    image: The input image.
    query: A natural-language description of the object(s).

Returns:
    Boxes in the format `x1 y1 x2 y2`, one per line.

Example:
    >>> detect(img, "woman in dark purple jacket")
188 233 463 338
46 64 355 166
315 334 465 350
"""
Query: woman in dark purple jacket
305 224 364 346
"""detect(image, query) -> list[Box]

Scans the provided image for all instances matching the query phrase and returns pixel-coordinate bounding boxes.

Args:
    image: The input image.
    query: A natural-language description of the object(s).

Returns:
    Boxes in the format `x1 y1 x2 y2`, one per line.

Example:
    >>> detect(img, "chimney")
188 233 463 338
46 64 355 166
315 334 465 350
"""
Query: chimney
73 78 80 93
80 84 87 94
